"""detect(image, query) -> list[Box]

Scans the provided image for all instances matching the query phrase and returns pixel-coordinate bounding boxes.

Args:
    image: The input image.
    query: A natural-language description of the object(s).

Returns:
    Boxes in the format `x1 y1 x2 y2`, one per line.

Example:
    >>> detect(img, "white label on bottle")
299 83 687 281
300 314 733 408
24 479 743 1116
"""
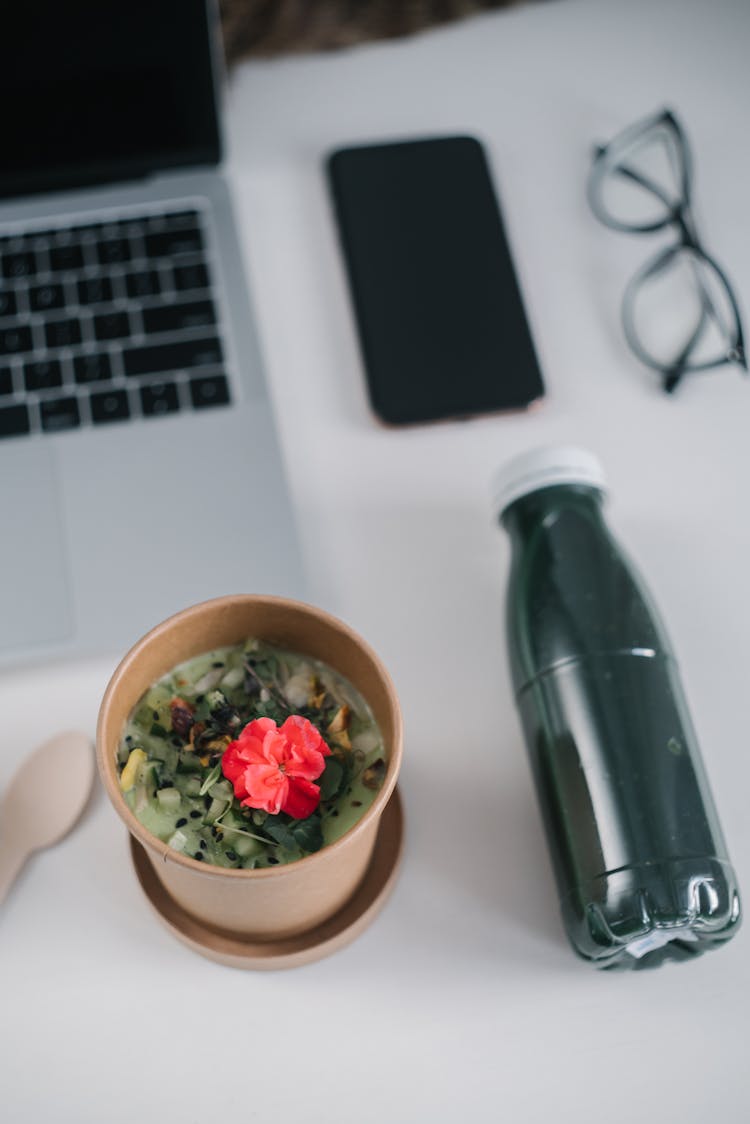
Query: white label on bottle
626 928 698 959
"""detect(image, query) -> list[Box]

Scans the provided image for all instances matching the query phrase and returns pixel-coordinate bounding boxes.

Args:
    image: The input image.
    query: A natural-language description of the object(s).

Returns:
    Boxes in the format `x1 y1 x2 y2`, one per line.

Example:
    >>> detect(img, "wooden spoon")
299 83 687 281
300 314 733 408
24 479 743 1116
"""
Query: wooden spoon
0 731 94 905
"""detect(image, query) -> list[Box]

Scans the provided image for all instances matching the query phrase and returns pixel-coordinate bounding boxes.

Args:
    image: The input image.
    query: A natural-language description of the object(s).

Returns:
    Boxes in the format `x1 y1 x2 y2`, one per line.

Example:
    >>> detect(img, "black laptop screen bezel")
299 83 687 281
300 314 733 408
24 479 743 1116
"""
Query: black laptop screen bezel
0 0 222 201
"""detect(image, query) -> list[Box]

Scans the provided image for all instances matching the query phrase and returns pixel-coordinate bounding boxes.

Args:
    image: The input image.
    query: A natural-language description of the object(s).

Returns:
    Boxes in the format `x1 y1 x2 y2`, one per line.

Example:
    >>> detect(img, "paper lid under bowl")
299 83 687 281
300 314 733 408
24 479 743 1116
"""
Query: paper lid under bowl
492 445 607 515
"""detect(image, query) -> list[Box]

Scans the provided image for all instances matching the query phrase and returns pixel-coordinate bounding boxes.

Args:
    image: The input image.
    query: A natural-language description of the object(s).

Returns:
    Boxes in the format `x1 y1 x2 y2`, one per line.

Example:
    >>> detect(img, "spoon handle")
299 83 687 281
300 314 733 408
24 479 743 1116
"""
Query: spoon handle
0 839 29 906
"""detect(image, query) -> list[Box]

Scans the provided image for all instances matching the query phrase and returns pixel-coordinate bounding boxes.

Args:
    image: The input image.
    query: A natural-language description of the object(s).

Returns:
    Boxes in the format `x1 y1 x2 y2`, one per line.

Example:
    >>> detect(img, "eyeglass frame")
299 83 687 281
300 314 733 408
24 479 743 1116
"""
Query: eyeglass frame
587 107 746 394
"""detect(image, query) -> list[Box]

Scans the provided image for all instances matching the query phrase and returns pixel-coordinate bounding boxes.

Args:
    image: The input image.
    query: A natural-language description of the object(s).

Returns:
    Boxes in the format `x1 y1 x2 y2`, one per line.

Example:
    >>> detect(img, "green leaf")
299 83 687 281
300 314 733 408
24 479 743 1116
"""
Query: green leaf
319 756 344 801
264 819 298 850
254 701 287 724
291 815 323 854
199 761 222 796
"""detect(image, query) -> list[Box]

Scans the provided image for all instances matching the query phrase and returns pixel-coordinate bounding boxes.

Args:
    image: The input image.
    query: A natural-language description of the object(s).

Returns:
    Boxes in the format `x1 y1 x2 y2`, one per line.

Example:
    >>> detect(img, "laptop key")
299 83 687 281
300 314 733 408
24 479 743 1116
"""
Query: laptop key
125 270 160 299
144 228 204 259
30 283 66 313
94 311 131 341
124 336 223 377
96 238 132 266
140 380 180 417
45 318 82 349
73 353 112 384
24 359 63 392
90 388 130 424
162 211 200 229
117 219 147 238
40 396 81 433
0 367 13 395
173 263 210 292
0 290 17 317
2 251 37 280
23 230 55 248
142 300 216 335
190 374 230 410
77 277 114 305
0 402 31 439
49 244 85 272
0 325 33 355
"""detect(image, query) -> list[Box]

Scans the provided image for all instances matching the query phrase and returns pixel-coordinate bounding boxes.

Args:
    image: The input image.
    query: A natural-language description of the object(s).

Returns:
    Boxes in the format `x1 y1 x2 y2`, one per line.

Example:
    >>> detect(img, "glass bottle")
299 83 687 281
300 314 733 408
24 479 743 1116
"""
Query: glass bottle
495 446 741 968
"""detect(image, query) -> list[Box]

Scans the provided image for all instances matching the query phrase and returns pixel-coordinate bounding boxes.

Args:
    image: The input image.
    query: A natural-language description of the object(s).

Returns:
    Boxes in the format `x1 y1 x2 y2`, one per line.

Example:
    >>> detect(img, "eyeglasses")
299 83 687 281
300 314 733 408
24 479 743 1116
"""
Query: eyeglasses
587 107 746 393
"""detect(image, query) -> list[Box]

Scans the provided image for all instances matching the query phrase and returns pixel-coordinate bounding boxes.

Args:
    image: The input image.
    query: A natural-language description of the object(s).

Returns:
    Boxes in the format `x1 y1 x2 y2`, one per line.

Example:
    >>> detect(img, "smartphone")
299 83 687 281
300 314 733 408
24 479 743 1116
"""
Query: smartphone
326 135 545 426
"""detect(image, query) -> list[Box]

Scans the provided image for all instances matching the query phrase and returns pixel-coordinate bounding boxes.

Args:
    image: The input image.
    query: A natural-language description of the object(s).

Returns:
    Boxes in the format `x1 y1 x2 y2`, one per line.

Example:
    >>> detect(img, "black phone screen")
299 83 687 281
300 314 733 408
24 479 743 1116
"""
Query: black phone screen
327 136 544 425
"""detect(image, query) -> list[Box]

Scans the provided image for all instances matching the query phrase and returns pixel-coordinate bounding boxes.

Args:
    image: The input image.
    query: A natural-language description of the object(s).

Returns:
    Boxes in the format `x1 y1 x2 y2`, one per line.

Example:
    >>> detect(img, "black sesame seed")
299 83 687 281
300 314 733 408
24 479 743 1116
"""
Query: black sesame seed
200 839 207 850
195 694 205 704
212 661 224 668
176 817 188 828
267 856 279 865
193 851 204 861
203 795 212 808
351 800 363 807
226 850 238 861
189 810 201 819
332 810 339 817
152 710 159 721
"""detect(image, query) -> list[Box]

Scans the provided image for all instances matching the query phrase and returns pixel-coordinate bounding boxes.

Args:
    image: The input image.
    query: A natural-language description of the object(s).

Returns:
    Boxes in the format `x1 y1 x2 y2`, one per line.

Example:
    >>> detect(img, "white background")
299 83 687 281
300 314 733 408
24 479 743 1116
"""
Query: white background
2 0 749 1120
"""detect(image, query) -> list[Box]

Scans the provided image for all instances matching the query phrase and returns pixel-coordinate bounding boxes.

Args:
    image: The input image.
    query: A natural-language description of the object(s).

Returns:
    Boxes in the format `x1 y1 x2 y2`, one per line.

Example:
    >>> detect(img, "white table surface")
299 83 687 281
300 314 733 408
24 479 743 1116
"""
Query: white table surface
2 0 749 1119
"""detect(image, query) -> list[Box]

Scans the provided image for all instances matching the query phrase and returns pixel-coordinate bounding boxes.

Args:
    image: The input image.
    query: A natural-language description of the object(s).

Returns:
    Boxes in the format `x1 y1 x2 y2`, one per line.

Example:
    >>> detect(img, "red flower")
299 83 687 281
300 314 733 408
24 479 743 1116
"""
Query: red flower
221 715 331 819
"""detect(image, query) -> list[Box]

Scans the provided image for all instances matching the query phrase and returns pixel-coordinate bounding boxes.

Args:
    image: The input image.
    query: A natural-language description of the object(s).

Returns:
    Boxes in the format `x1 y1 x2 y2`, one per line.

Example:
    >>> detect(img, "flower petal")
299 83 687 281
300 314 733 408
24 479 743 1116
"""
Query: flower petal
280 715 330 781
221 740 246 790
235 717 278 764
260 726 290 768
241 762 287 815
281 776 321 819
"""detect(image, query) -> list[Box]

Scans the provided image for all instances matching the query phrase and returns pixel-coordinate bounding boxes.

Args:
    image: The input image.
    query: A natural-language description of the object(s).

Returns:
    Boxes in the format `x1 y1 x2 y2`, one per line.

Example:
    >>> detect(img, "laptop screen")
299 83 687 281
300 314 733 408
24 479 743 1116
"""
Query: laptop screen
0 0 221 201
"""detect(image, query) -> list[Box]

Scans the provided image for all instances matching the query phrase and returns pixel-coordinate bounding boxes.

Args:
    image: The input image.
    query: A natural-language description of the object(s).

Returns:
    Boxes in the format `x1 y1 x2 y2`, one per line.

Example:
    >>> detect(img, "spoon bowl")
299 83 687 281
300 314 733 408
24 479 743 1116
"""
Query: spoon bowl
0 731 94 905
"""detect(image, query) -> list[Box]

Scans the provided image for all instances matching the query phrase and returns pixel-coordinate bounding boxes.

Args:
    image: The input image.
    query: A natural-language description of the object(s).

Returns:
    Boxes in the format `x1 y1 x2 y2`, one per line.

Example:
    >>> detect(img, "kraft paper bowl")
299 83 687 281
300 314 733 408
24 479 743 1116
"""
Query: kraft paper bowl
96 595 403 944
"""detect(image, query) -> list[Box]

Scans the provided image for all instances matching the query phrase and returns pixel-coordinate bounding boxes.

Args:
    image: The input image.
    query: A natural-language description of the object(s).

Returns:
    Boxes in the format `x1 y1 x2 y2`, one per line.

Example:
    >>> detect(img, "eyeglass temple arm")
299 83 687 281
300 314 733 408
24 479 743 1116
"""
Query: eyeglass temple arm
689 254 748 369
661 314 709 393
655 286 746 393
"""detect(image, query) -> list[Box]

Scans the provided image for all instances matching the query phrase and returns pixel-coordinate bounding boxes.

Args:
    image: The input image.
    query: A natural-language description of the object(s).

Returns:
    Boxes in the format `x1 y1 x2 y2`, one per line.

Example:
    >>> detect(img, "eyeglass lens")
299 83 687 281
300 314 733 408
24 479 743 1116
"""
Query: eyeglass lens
592 120 687 231
625 245 741 372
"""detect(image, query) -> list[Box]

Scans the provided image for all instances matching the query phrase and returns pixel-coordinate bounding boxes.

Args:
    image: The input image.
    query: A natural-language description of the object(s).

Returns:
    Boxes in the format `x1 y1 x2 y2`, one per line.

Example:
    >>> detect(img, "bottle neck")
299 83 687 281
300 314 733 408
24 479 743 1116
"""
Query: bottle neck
501 478 670 684
500 482 606 543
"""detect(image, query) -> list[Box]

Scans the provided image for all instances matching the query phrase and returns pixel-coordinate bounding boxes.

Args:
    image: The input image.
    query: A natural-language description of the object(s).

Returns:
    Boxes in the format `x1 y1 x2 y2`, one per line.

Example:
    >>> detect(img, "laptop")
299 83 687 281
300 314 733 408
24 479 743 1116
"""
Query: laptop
0 0 304 669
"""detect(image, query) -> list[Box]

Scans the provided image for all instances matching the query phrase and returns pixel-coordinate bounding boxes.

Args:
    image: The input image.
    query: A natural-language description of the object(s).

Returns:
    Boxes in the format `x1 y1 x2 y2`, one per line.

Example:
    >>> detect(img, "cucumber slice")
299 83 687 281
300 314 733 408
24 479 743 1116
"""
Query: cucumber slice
220 665 244 690
231 833 263 859
156 787 181 812
136 801 183 843
168 829 188 852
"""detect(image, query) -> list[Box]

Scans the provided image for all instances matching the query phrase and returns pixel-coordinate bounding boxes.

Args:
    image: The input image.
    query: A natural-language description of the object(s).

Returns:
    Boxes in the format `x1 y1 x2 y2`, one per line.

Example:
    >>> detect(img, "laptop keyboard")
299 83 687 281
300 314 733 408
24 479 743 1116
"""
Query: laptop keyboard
0 207 231 439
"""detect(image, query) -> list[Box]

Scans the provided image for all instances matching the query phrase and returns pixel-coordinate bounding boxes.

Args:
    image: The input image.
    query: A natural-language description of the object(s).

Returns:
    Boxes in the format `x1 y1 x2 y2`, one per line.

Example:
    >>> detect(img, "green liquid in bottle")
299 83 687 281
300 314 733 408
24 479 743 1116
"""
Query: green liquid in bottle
497 447 741 968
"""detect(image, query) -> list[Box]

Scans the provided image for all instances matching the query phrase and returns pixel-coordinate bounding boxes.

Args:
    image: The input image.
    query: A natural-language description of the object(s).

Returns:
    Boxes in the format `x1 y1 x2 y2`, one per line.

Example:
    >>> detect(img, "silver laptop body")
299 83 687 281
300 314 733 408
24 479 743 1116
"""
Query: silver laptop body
0 1 304 669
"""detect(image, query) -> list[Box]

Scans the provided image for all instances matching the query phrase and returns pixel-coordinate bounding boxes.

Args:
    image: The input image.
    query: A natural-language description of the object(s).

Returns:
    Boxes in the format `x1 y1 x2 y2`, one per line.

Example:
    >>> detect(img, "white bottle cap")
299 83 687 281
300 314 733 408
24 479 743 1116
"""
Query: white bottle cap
492 445 607 515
